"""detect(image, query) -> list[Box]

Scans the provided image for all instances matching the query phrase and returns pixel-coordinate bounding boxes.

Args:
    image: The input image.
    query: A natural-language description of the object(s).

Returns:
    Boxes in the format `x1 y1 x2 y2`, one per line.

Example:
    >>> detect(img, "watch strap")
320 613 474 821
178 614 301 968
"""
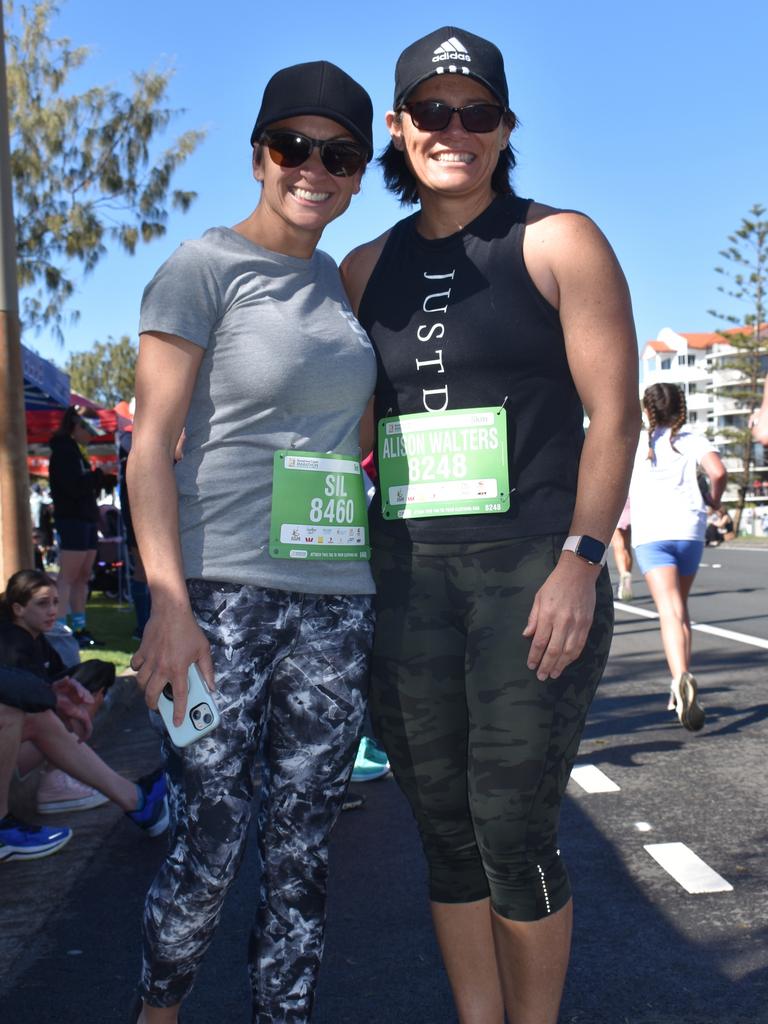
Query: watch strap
562 535 608 567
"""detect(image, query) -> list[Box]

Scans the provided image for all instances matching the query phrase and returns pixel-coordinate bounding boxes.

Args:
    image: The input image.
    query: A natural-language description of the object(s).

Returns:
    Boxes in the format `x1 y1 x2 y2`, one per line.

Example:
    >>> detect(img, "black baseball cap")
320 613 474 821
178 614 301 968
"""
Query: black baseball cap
250 61 373 159
393 27 509 111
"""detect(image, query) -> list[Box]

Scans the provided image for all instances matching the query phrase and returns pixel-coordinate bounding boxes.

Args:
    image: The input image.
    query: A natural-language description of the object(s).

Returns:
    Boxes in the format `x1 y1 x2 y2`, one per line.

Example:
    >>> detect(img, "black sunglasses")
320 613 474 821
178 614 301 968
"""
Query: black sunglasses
259 130 366 177
402 101 505 134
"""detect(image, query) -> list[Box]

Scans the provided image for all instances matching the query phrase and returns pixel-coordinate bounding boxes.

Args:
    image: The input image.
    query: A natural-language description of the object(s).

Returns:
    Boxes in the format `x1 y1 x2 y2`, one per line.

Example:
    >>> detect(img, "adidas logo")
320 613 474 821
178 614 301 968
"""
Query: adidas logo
432 36 471 63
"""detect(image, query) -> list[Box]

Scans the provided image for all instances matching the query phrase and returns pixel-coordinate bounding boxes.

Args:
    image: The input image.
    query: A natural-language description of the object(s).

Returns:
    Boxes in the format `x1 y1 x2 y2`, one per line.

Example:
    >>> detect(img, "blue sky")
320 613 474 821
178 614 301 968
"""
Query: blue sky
11 0 768 367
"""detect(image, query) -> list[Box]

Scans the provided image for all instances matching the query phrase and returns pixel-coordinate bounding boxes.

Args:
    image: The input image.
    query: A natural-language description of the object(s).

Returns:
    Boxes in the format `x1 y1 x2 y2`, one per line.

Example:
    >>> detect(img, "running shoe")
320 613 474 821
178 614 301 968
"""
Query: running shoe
0 814 73 862
670 672 706 732
36 769 110 814
618 572 633 601
74 628 105 649
351 736 390 782
125 769 169 837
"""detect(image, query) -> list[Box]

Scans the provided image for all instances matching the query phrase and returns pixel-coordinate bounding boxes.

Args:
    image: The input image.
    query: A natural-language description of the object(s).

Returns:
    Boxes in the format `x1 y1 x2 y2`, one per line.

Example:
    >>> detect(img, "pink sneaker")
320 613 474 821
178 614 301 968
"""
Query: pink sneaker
36 769 110 815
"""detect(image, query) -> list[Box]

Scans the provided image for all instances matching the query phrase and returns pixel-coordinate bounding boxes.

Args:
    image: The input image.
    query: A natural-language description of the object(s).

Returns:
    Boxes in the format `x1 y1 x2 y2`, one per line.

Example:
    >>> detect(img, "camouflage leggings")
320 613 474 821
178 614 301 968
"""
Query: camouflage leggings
139 580 374 1022
370 533 613 922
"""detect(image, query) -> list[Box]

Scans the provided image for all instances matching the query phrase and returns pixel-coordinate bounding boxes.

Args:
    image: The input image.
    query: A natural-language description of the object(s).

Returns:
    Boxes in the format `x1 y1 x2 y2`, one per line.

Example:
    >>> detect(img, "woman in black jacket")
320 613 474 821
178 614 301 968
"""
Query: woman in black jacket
48 406 105 647
0 569 169 861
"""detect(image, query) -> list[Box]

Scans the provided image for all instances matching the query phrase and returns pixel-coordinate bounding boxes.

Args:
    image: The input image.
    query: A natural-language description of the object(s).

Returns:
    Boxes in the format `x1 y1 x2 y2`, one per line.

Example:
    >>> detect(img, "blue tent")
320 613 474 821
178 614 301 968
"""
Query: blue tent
22 343 70 410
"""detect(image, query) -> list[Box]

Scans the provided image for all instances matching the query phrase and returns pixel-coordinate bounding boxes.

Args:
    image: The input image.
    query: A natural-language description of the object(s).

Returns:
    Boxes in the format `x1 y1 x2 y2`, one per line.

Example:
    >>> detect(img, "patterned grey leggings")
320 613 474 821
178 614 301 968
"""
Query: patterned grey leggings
139 579 374 1022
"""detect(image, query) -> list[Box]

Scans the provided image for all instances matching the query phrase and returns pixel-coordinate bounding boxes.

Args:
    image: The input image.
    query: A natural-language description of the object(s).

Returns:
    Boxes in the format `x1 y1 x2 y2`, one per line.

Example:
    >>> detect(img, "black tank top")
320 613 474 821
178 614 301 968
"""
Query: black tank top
358 195 584 543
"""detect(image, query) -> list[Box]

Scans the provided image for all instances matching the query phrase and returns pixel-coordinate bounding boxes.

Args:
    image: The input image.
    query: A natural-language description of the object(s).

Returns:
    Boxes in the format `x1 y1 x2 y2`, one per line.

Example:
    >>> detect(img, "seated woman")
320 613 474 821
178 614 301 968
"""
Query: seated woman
0 570 168 861
714 507 735 543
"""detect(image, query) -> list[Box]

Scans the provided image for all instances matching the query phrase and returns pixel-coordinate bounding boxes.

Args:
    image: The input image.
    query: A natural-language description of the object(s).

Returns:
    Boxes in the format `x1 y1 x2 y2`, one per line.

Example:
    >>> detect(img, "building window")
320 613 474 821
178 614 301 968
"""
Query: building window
678 355 686 365
689 382 697 394
687 354 696 366
689 412 698 423
661 358 672 369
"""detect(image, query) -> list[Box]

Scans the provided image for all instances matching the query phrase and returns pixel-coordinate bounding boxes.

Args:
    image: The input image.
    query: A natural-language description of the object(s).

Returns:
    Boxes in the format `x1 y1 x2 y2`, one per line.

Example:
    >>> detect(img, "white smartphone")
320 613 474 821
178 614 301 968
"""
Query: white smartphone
157 663 221 748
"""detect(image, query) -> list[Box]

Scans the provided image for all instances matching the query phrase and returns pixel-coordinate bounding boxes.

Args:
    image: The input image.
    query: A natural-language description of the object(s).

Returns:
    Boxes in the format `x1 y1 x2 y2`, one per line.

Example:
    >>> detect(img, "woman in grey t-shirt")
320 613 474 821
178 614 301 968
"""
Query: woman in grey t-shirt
127 62 376 1024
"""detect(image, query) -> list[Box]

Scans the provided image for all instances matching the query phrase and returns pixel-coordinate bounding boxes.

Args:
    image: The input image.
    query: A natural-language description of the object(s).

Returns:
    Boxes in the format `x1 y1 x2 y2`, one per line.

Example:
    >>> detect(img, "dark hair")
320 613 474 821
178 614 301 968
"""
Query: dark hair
52 405 86 440
643 383 687 462
0 569 57 622
378 111 517 206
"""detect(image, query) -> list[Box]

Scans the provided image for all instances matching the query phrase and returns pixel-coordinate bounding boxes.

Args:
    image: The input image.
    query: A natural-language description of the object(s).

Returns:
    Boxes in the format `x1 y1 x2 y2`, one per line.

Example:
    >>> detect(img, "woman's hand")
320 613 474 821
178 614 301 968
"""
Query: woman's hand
522 555 599 681
51 678 94 741
130 604 215 726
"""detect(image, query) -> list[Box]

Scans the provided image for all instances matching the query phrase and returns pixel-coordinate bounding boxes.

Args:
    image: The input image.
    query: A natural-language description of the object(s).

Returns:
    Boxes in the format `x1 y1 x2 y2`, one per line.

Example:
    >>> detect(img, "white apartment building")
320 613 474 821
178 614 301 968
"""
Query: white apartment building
638 326 768 533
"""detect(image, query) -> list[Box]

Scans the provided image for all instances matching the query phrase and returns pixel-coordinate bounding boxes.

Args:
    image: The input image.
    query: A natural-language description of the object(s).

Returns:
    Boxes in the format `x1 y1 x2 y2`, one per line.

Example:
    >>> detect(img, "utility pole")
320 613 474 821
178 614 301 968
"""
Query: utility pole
0 2 32 581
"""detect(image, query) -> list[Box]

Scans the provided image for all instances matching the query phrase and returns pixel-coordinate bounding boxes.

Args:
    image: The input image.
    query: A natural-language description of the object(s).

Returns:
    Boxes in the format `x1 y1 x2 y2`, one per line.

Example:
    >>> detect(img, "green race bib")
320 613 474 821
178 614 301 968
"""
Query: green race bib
270 451 370 560
378 407 511 520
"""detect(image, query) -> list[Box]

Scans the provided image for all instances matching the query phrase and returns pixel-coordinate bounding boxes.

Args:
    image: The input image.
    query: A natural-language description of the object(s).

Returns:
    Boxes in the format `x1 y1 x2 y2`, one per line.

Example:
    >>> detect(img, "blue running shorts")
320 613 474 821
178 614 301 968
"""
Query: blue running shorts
634 539 704 576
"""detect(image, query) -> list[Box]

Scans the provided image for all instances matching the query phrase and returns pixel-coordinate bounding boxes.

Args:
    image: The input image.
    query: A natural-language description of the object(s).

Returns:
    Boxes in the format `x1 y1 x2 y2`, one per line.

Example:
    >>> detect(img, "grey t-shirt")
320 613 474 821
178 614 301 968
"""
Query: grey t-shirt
139 227 376 594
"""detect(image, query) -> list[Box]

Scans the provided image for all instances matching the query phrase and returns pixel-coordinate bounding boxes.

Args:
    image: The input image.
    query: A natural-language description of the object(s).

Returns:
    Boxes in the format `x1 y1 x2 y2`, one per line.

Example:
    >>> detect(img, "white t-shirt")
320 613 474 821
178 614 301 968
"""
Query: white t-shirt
628 428 718 546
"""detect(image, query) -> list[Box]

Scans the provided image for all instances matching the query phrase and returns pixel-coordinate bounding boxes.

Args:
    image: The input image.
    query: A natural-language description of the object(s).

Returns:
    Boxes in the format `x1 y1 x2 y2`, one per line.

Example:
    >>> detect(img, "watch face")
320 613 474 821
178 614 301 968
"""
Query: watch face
577 536 605 564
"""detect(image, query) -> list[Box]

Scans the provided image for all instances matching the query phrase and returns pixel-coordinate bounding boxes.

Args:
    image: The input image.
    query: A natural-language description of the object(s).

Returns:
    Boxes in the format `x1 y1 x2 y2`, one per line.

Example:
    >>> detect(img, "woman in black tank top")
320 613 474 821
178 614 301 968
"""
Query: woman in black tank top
342 26 639 1024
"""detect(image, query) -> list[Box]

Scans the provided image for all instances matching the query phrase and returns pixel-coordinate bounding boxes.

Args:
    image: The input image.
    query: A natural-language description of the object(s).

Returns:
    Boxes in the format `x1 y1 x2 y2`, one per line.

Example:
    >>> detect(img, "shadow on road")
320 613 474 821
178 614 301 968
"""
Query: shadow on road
1 771 766 1024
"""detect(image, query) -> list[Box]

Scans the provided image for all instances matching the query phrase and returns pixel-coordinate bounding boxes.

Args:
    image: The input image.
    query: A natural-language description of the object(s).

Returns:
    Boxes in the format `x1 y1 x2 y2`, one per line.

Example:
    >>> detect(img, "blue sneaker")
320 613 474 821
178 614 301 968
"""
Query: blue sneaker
0 814 73 861
351 736 390 782
126 769 169 837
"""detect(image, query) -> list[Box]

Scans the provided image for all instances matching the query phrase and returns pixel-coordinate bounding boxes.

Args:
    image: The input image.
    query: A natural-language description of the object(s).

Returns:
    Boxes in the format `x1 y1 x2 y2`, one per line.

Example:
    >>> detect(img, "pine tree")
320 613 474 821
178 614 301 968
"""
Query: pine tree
708 203 768 529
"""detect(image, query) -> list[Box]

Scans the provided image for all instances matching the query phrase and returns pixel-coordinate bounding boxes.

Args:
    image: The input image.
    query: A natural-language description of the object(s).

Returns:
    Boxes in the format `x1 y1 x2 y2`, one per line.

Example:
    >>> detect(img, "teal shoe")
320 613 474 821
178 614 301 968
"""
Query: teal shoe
359 736 389 765
351 736 390 782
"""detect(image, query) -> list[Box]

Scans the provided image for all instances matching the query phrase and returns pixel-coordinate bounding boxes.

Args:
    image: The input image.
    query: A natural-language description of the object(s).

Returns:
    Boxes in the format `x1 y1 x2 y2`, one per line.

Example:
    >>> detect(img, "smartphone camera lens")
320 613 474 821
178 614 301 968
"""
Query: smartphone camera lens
190 703 214 731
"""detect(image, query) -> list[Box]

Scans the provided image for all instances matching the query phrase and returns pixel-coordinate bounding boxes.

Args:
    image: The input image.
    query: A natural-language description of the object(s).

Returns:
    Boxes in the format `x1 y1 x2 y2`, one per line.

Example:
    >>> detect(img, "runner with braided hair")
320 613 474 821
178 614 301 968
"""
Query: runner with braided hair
629 383 727 730
645 383 686 460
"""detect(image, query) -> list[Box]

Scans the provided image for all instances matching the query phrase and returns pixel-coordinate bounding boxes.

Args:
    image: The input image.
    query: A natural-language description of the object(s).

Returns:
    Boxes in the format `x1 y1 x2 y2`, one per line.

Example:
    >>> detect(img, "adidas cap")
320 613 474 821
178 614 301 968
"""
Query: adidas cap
393 27 509 111
250 61 373 159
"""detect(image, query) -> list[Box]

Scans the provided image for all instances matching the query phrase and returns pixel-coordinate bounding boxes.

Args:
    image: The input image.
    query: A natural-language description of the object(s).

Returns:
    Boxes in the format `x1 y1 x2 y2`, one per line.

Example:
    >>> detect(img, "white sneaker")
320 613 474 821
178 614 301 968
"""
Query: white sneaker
670 672 706 732
618 573 633 601
666 682 677 712
36 769 110 814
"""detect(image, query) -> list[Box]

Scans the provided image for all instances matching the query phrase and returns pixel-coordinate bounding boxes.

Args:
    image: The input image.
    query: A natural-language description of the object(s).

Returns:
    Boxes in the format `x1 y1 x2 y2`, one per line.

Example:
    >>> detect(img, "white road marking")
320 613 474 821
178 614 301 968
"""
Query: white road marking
644 842 733 893
718 545 768 552
570 764 621 793
634 821 653 832
690 622 768 648
615 602 657 619
614 602 768 650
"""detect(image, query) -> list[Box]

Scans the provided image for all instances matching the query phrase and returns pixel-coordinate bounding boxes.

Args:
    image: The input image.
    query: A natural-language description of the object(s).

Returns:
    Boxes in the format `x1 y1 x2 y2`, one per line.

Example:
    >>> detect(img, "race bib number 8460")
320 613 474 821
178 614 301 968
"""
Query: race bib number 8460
270 451 370 559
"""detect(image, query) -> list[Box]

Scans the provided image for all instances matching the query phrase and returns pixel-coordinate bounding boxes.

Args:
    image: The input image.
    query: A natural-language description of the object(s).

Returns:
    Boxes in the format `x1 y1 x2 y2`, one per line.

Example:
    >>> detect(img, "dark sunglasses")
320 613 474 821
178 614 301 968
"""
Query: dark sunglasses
259 130 366 177
402 101 505 134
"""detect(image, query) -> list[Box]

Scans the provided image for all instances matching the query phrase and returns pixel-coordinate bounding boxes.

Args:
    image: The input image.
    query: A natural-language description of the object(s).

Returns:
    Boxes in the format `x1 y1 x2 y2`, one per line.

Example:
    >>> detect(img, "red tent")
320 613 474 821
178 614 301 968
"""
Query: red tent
26 395 133 478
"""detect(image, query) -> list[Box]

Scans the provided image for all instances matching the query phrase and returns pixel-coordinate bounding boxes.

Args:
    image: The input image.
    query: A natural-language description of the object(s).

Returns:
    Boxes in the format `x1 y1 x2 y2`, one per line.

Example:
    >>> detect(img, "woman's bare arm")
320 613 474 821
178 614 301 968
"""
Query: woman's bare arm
522 210 640 680
127 331 214 724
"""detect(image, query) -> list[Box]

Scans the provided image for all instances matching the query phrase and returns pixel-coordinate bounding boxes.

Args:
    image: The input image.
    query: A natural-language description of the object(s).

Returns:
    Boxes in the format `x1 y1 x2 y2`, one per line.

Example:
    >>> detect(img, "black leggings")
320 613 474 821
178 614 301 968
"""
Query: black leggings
139 580 374 1022
370 534 613 922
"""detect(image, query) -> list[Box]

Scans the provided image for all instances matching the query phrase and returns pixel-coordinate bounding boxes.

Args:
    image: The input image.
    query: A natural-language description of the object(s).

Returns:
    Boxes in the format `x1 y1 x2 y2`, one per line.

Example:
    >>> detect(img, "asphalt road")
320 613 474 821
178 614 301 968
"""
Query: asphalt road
1 543 766 1024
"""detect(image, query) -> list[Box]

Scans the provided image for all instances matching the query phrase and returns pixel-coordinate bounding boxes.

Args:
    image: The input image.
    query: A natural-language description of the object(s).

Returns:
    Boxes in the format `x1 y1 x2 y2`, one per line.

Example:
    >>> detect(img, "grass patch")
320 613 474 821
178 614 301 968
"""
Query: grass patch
80 594 139 674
